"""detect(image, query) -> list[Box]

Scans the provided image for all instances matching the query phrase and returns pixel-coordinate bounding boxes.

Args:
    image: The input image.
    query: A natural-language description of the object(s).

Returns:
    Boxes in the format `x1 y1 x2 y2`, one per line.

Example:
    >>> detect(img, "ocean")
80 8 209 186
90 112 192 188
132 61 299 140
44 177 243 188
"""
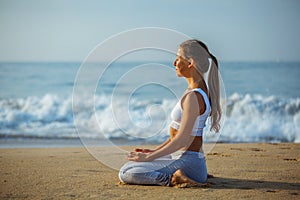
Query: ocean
0 61 299 148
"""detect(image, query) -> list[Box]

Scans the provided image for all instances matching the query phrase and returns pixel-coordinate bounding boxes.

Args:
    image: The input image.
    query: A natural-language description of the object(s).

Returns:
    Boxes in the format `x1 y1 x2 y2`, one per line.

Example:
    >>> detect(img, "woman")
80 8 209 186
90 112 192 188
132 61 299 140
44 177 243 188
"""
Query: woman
119 39 221 187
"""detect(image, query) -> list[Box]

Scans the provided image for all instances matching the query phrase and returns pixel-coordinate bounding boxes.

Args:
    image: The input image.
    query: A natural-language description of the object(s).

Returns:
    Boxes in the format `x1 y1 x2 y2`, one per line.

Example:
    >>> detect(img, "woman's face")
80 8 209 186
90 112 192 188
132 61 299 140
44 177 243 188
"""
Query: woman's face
173 48 190 77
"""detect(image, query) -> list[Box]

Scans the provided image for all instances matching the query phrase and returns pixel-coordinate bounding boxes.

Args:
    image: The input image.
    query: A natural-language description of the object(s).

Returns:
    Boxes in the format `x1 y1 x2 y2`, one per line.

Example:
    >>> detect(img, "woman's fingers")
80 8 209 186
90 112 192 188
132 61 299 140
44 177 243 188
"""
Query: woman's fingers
127 155 136 160
127 152 135 160
129 152 137 156
134 148 143 152
127 152 139 159
127 152 148 162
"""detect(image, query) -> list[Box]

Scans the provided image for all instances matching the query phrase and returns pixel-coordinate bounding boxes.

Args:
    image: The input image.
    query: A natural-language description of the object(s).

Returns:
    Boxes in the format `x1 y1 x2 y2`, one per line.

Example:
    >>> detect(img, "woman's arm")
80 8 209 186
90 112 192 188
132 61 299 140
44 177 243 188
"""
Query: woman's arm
134 138 170 153
154 138 171 151
128 92 200 162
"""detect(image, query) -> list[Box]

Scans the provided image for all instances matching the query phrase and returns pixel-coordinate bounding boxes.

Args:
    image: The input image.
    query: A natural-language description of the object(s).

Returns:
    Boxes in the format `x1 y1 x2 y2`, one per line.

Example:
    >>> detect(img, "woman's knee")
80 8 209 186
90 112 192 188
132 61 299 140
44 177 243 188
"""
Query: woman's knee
119 163 133 183
118 163 143 183
118 167 145 184
118 169 128 183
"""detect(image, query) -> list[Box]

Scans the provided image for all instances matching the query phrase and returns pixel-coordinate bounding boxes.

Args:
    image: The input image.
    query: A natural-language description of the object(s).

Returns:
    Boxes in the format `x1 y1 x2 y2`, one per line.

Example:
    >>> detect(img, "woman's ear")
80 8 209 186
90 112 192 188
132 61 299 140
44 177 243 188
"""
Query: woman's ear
188 58 195 68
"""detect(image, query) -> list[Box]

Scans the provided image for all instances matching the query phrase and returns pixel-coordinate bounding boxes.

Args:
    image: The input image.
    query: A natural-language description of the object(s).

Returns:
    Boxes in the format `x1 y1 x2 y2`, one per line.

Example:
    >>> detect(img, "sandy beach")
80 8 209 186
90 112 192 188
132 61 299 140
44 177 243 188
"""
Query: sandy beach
1 143 299 199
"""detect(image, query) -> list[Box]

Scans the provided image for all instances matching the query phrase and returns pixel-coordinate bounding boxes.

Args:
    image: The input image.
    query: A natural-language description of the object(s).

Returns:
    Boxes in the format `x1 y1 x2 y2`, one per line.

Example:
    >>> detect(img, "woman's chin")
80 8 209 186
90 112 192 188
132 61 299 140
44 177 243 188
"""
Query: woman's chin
175 72 182 77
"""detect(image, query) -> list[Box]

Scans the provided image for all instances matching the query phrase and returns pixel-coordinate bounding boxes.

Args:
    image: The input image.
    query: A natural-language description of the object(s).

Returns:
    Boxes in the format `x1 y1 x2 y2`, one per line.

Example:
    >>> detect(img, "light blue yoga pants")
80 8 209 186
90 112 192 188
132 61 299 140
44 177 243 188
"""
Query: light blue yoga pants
119 151 207 186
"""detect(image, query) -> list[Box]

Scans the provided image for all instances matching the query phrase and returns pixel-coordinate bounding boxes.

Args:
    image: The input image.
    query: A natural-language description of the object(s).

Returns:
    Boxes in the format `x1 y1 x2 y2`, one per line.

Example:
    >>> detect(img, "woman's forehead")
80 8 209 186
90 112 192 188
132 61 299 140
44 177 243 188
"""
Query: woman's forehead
177 48 184 56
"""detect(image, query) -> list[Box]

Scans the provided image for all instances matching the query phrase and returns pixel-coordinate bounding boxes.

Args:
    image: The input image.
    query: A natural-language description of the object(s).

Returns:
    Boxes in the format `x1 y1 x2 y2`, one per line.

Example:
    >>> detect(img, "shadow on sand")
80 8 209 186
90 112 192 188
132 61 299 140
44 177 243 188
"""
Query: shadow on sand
207 176 299 192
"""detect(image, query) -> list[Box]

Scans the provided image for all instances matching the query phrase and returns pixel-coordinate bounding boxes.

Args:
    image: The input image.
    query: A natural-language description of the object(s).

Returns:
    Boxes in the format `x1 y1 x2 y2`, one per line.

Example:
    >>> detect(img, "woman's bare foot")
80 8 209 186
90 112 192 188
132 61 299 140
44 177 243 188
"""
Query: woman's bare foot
170 169 197 186
170 169 209 188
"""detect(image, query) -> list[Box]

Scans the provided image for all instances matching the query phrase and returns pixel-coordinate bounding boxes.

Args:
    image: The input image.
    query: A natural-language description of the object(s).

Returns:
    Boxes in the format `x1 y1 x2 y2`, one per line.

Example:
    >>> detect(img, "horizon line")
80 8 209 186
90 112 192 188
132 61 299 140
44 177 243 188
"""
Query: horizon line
0 59 299 63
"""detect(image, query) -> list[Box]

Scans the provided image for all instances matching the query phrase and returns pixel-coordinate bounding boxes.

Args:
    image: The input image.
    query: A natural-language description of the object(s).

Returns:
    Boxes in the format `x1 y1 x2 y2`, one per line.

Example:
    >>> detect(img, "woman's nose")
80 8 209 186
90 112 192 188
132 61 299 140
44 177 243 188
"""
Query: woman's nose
173 59 177 67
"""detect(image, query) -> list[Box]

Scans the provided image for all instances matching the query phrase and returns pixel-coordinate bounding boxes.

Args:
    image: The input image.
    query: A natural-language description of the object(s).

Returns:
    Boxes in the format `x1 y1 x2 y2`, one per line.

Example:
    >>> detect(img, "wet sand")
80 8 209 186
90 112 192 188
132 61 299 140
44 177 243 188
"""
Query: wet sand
1 143 299 199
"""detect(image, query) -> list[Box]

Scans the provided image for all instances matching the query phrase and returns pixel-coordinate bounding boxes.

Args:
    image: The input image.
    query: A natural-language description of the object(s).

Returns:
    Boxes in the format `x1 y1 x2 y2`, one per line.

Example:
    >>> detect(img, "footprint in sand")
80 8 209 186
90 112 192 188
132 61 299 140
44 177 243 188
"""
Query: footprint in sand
230 147 264 152
266 190 277 193
283 158 300 161
230 148 244 151
207 152 231 157
208 152 221 155
249 148 264 152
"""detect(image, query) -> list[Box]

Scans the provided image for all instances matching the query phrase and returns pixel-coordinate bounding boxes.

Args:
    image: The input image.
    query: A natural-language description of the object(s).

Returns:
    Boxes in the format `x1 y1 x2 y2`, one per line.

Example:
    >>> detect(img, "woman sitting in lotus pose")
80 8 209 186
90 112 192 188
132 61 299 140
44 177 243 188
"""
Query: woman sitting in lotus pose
119 39 221 187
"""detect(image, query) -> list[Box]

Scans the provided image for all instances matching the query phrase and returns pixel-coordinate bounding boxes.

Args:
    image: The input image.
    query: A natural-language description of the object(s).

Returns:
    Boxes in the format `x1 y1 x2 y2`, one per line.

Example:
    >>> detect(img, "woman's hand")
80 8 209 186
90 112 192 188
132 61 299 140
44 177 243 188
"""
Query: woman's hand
134 148 155 153
127 152 153 162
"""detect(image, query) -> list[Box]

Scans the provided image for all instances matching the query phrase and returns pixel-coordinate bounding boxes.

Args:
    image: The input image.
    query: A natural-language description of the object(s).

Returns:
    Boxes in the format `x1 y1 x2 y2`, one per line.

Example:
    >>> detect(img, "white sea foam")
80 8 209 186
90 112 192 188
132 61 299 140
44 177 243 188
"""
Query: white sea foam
222 93 300 142
0 93 299 143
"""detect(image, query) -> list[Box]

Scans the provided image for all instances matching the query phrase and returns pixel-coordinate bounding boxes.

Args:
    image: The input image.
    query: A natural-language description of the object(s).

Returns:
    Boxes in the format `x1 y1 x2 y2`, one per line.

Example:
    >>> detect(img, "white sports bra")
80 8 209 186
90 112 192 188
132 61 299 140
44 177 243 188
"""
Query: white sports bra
170 88 210 136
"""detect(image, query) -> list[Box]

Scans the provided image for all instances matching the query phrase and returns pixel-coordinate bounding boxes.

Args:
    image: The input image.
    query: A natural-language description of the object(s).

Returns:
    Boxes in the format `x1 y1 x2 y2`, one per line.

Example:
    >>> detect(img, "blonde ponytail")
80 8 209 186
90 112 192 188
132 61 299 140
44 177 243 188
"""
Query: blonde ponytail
208 54 221 132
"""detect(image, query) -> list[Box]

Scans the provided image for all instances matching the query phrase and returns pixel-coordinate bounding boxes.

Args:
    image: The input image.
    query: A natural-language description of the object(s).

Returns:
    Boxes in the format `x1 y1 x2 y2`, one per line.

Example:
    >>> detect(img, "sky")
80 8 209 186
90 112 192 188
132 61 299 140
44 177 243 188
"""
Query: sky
0 0 300 62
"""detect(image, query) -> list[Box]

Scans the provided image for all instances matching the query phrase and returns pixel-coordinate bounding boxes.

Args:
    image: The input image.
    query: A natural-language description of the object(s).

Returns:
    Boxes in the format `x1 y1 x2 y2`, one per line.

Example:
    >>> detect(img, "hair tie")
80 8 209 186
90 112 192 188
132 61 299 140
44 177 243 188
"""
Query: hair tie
208 58 212 68
203 58 212 88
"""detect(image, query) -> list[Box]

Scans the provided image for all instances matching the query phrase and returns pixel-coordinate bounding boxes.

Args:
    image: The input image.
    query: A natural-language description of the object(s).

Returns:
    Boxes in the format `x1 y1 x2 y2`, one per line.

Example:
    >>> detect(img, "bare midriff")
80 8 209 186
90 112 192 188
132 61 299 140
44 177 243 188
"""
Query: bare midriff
170 127 203 152
168 88 207 153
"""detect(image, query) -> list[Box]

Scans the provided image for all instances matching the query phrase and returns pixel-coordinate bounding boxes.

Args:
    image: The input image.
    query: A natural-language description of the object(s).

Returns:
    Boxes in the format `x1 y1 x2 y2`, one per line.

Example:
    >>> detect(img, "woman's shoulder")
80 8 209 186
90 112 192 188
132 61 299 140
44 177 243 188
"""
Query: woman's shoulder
181 90 205 109
183 89 206 101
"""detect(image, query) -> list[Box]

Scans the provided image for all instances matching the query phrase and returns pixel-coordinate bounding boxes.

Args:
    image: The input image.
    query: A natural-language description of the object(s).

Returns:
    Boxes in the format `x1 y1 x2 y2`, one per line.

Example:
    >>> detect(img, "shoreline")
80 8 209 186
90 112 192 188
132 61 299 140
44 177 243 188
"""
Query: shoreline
1 143 299 199
0 137 157 149
2 137 298 149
